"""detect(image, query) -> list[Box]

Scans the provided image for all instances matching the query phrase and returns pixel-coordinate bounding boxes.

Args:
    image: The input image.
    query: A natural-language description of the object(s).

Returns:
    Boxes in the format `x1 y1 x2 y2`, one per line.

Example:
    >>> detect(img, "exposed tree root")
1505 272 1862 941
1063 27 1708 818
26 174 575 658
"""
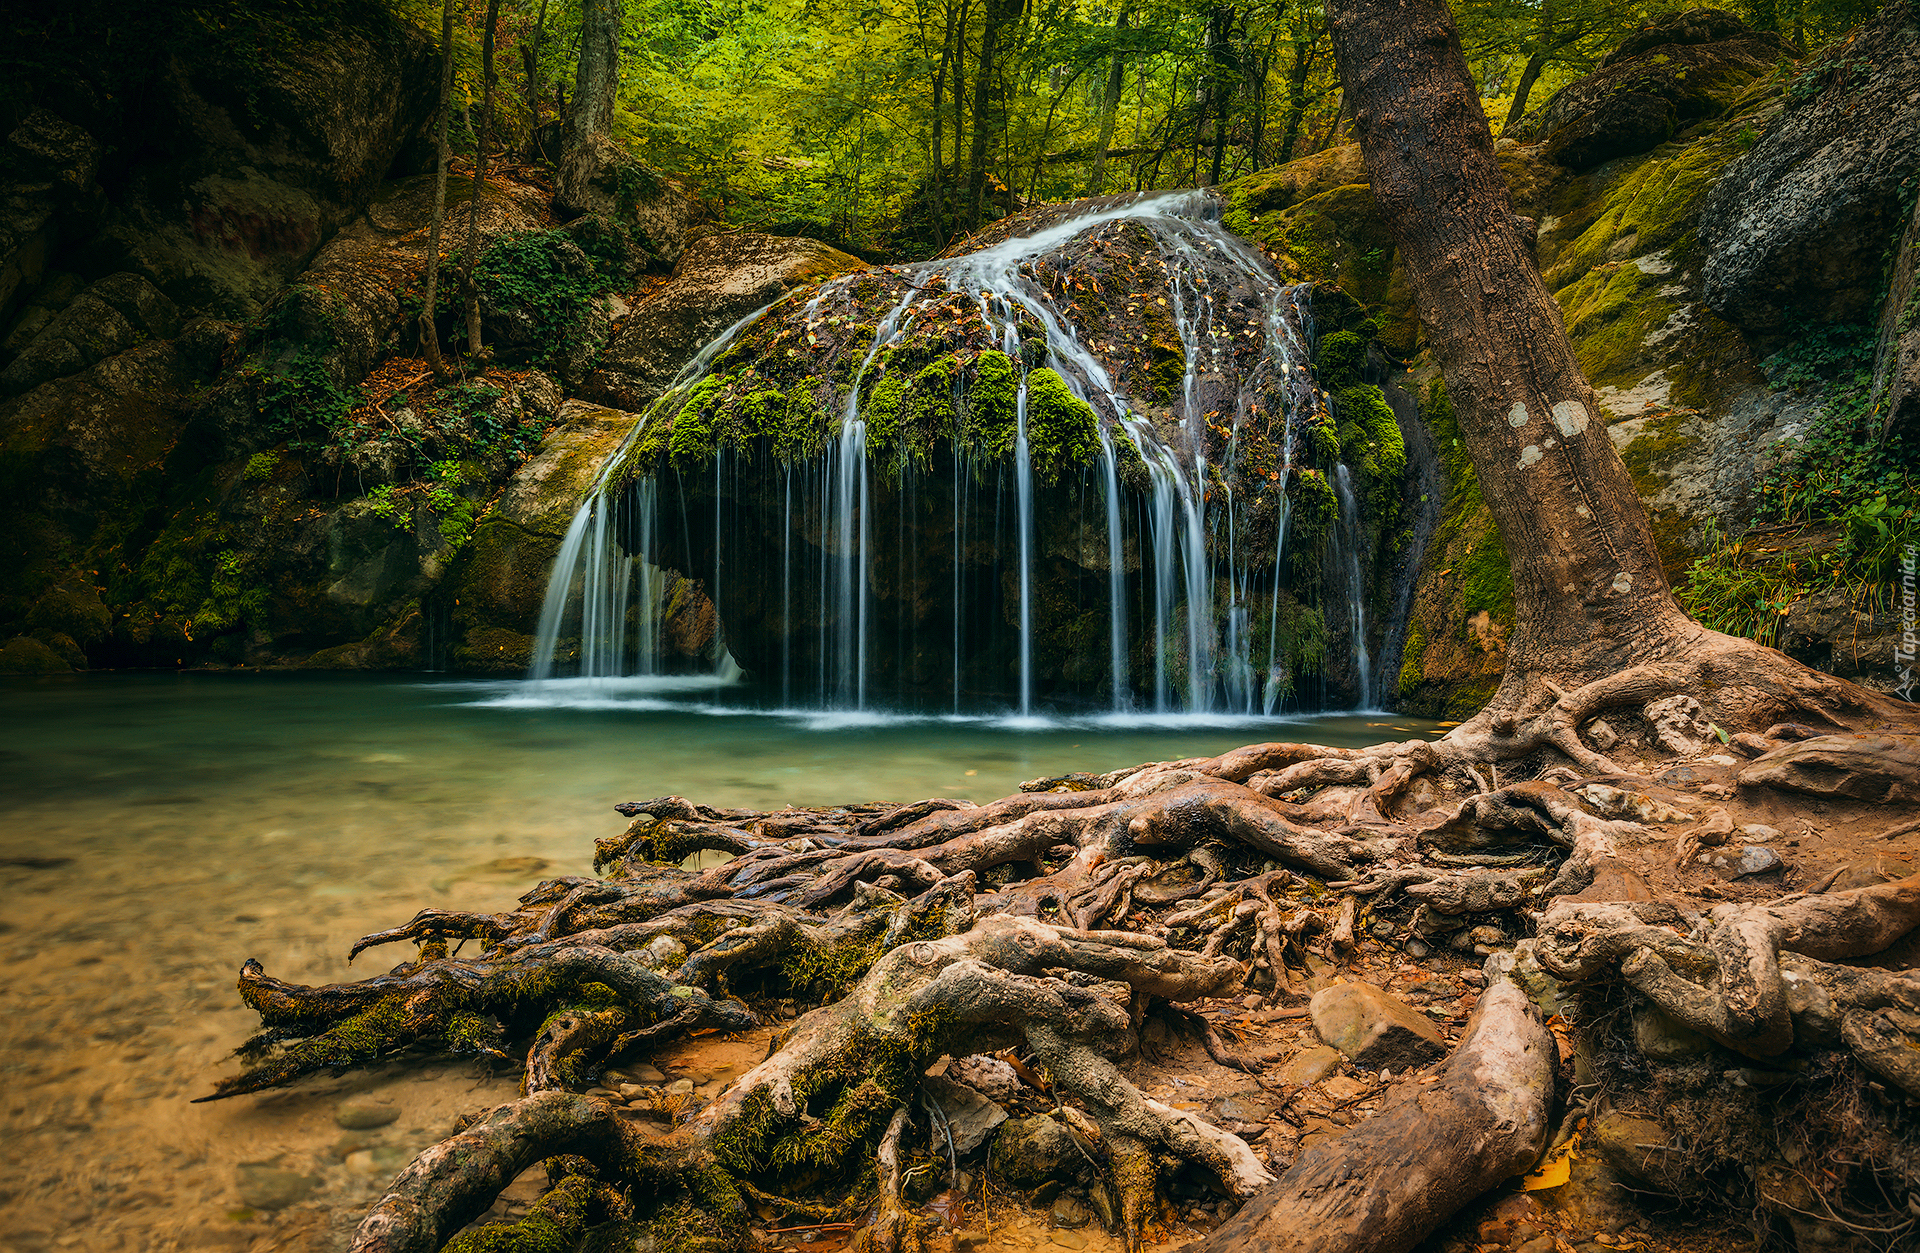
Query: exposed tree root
204 669 1920 1251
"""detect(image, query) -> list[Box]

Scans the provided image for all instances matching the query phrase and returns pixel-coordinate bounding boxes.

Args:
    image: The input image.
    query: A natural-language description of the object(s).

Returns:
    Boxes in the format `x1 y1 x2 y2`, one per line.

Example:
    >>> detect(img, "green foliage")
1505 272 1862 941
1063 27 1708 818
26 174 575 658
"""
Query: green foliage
1333 383 1405 520
366 484 408 526
243 452 280 481
458 230 616 367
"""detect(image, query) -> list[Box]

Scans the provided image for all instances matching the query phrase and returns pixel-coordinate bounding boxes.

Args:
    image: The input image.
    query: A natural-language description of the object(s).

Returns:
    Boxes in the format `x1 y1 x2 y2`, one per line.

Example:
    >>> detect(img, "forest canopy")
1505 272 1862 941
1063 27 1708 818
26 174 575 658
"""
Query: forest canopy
423 0 1875 255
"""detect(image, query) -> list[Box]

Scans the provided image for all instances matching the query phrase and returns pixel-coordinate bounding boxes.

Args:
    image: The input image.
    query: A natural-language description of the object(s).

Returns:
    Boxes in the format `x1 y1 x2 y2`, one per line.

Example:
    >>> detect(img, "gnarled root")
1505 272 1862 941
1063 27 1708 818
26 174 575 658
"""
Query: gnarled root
349 917 1251 1253
1536 873 1920 1075
1187 979 1554 1253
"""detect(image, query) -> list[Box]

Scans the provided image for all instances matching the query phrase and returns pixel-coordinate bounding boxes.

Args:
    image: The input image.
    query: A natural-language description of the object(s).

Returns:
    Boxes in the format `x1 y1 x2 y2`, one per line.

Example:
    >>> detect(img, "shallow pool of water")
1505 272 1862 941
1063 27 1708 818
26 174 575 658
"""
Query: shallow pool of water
0 672 1439 1251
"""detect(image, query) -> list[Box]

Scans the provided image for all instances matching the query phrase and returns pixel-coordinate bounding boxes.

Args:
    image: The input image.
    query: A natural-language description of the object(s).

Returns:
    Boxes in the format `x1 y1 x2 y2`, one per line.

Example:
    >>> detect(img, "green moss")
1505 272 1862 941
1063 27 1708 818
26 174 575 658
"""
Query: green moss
1333 384 1405 520
962 350 1019 460
1619 409 1697 497
1315 331 1368 390
1397 621 1427 697
442 1173 596 1253
1022 368 1101 486
1287 468 1339 585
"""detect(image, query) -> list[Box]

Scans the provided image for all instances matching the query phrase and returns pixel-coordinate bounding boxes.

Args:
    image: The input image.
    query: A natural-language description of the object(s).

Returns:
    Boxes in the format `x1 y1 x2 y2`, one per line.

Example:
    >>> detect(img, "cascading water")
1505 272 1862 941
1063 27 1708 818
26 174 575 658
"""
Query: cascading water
530 191 1391 714
1330 463 1373 710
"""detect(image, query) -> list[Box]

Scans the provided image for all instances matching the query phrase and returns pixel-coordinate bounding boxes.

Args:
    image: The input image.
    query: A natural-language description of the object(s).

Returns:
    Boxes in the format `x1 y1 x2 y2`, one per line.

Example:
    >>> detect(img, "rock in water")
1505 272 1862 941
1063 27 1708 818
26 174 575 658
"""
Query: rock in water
1309 982 1446 1068
334 1094 401 1129
235 1163 319 1209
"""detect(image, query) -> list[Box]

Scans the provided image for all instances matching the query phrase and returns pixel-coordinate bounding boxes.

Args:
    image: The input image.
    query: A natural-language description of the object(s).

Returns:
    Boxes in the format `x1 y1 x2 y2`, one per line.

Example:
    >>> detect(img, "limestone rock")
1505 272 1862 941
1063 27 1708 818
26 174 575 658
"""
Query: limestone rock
235 1162 320 1210
922 1074 1008 1154
1699 0 1920 334
584 233 864 414
334 1095 400 1130
944 1054 1023 1105
0 636 71 674
1309 982 1446 1069
990 1114 1080 1186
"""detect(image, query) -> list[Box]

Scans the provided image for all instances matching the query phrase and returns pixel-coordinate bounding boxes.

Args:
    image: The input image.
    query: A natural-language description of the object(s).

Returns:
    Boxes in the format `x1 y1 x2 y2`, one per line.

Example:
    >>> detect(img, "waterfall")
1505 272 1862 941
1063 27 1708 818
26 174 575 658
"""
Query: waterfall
1331 463 1373 710
529 191 1390 715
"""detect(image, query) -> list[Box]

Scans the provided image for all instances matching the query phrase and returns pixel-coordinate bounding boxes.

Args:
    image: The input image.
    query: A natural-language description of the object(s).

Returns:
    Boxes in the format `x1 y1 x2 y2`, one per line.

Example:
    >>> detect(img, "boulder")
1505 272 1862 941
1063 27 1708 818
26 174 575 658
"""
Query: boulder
1 272 180 394
1530 11 1793 171
1699 0 1920 334
235 1162 320 1210
583 233 863 414
334 1094 401 1130
1589 1112 1672 1186
1309 981 1446 1069
989 1114 1081 1185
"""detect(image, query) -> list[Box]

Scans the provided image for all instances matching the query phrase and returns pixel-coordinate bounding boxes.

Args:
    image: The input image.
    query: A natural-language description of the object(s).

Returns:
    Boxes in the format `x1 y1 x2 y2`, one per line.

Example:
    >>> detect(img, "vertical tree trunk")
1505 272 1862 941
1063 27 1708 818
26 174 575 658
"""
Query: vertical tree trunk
1276 34 1312 165
419 0 456 380
1323 0 1689 700
1207 5 1233 186
1087 4 1132 194
555 0 622 217
463 0 502 359
964 0 1011 228
524 0 552 159
929 1 956 246
1500 51 1549 135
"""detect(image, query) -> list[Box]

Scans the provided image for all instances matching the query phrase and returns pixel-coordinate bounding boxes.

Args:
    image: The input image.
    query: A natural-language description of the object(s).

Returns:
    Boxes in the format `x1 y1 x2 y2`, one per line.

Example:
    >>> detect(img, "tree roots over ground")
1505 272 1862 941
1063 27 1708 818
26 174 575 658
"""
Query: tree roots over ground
204 693 1920 1253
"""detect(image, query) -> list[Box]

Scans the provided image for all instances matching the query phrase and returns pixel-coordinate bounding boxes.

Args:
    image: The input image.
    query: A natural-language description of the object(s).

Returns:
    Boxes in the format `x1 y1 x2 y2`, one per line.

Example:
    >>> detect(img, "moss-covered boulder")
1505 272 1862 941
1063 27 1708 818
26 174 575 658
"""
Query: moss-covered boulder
585 234 865 415
1525 10 1793 171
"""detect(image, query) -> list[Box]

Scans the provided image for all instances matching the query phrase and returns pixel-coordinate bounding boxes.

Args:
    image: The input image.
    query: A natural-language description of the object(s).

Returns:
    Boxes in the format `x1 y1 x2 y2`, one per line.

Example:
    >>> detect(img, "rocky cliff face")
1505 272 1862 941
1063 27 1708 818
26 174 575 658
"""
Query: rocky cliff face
2 4 1912 709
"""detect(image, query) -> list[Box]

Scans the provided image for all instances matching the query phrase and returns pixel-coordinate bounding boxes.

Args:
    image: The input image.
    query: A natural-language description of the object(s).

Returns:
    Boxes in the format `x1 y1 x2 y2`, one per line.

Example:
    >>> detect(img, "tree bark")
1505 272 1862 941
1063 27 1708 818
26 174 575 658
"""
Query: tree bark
419 0 455 380
1086 4 1131 194
556 0 622 217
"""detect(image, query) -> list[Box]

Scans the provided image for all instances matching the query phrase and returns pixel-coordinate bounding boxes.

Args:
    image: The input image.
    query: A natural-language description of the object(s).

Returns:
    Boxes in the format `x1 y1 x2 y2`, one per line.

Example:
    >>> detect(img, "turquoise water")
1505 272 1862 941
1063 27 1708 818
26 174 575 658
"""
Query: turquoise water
0 672 1438 1250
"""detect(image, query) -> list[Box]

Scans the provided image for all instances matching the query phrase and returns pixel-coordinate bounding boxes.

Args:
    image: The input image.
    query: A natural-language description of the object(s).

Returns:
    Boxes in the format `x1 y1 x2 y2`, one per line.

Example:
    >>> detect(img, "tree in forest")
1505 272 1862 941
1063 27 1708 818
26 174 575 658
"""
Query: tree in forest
420 0 458 379
198 2 1920 1250
556 0 623 216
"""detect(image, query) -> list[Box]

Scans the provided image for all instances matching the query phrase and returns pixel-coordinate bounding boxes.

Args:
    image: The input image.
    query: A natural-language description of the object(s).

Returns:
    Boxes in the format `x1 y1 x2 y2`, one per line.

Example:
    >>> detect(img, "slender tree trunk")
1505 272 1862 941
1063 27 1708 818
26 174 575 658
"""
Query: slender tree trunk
1207 5 1233 186
1276 33 1312 164
930 1 956 246
964 0 1011 228
1326 0 1683 692
463 0 502 360
1087 4 1132 194
555 0 622 217
1500 50 1548 135
420 0 456 380
525 0 551 159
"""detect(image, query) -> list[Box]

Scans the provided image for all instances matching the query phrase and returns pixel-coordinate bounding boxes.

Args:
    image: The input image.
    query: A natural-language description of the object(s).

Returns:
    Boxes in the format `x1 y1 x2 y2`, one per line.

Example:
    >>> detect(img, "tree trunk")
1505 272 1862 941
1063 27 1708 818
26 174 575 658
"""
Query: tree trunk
1276 33 1312 165
964 0 1011 228
419 0 455 380
1324 0 1898 757
1500 50 1548 135
524 0 552 159
929 1 956 247
555 0 621 217
1206 5 1233 187
1087 5 1131 194
463 0 502 360
1188 981 1553 1253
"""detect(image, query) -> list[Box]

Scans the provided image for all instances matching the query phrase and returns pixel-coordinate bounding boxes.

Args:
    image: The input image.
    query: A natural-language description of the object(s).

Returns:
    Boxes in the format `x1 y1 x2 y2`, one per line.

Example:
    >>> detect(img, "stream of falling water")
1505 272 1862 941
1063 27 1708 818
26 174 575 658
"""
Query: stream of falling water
531 191 1373 714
